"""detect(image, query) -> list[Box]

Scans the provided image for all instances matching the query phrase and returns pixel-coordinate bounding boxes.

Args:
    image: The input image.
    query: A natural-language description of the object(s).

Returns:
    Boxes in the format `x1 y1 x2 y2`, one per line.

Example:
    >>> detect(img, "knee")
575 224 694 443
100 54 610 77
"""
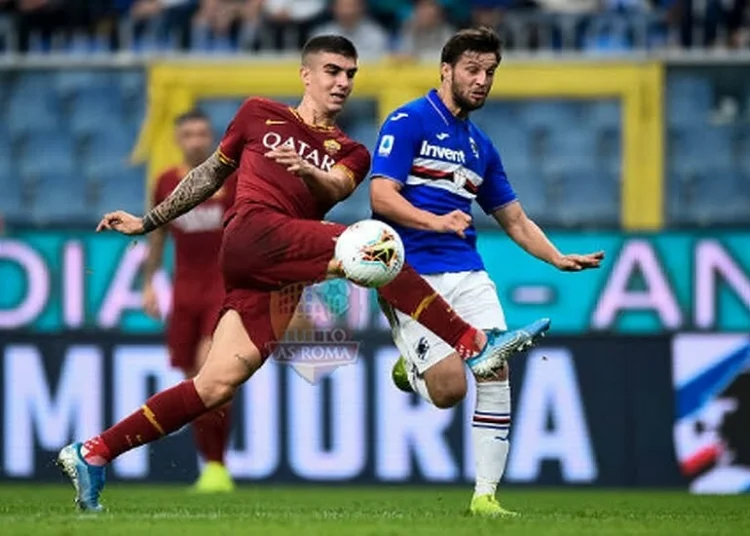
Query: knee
428 375 467 409
193 375 237 409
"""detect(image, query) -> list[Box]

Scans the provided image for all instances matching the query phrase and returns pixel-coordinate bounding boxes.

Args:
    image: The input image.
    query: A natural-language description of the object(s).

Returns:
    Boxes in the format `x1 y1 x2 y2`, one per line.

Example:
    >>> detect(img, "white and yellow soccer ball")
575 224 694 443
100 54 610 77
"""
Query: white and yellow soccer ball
335 219 405 288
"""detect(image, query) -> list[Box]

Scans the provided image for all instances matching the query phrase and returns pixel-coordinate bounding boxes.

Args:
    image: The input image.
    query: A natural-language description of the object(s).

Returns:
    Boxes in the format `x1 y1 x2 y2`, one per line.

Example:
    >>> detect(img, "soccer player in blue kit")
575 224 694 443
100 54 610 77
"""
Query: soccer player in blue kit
370 27 605 516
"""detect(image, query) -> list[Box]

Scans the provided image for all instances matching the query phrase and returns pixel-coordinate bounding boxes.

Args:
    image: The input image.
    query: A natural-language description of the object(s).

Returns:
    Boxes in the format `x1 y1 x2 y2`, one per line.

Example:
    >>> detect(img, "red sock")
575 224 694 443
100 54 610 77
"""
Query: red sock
193 403 232 464
378 263 482 359
82 380 208 465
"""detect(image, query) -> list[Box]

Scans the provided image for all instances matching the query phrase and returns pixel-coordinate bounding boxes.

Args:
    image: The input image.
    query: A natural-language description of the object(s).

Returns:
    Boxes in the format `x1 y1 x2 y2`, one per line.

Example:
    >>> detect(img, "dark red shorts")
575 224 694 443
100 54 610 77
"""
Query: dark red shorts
167 295 223 370
219 204 346 359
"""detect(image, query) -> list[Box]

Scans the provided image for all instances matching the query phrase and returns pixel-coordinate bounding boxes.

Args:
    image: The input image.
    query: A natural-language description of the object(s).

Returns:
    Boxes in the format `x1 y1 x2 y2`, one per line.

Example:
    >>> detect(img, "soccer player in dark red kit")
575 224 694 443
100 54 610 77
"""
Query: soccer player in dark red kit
143 109 237 493
58 35 549 512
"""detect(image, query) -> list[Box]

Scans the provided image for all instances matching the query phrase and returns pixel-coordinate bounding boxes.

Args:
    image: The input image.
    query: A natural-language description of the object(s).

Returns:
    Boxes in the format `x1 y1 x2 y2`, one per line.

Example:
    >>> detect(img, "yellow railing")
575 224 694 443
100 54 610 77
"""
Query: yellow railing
133 60 663 230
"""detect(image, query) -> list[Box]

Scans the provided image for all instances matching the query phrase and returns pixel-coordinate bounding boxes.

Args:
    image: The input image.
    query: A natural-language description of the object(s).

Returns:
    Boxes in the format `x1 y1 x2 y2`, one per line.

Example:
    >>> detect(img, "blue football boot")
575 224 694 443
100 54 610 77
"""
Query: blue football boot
466 318 551 378
57 443 106 512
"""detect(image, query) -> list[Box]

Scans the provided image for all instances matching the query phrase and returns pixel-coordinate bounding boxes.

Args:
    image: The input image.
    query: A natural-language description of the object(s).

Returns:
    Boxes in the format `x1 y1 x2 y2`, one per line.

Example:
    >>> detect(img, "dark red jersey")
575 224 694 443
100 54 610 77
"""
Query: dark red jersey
153 166 237 298
217 97 371 220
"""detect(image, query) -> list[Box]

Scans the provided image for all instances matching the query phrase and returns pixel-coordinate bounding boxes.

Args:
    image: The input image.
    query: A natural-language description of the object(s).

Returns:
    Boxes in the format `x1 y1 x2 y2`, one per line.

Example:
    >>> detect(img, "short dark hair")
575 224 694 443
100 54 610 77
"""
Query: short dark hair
440 27 502 66
174 108 210 127
302 34 358 62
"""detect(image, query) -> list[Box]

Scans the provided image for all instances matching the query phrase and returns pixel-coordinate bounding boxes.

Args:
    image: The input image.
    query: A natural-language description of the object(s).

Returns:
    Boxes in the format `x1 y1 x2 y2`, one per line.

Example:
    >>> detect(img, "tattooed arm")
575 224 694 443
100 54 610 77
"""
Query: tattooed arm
142 152 236 232
96 152 236 235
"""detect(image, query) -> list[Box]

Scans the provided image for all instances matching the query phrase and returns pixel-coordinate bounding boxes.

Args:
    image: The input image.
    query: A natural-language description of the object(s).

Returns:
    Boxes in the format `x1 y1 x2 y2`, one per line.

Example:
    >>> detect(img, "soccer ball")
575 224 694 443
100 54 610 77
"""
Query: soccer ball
335 219 405 288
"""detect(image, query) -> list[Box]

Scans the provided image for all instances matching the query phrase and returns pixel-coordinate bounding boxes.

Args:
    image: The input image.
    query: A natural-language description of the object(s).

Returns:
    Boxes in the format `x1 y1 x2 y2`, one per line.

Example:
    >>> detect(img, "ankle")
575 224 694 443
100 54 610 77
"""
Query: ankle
455 327 483 359
474 480 498 497
80 436 111 466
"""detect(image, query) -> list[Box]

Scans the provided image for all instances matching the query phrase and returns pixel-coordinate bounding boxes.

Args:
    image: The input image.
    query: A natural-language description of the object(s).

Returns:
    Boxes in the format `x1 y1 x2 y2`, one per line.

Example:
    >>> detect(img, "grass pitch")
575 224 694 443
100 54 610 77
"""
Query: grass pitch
1 484 748 535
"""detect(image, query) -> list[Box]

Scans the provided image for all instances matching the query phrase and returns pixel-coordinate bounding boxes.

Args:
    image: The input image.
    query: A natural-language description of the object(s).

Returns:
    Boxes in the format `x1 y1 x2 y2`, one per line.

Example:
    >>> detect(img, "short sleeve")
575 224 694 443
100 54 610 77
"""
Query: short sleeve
218 98 256 168
477 145 517 214
334 143 372 188
370 109 422 185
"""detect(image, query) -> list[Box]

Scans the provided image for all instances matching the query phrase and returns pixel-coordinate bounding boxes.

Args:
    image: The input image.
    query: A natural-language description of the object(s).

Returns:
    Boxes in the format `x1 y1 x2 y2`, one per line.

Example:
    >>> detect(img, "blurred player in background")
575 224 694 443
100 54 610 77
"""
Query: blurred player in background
370 27 603 516
143 109 237 493
58 34 548 512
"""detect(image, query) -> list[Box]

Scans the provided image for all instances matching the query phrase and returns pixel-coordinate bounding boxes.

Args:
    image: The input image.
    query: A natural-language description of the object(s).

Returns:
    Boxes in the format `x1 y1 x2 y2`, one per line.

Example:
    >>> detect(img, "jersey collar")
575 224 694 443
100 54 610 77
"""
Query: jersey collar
426 88 457 127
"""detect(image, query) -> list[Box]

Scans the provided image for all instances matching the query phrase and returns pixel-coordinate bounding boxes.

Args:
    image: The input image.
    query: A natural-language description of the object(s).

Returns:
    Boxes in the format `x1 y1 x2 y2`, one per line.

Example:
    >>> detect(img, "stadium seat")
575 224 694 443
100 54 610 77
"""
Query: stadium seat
668 170 750 226
6 73 62 140
18 132 76 181
517 100 585 135
69 86 124 140
117 70 146 96
117 70 147 117
92 166 147 216
0 127 12 177
506 167 546 220
54 71 112 102
81 126 139 178
498 133 535 175
667 75 713 127
473 101 521 134
199 99 244 135
544 169 620 227
0 131 24 221
734 123 750 171
476 117 533 174
543 129 598 174
669 124 736 174
597 130 622 173
588 100 622 169
0 176 24 222
29 173 91 225
587 100 621 132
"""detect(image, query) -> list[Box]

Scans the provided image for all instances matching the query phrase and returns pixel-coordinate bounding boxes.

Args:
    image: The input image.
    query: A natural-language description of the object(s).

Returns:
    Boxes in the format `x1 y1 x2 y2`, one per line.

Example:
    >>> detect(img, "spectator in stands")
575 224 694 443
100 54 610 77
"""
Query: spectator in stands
368 0 413 29
246 0 326 51
395 0 454 62
9 1 113 52
127 0 198 50
533 0 599 13
469 1 510 30
193 0 249 49
13 0 67 52
310 0 389 60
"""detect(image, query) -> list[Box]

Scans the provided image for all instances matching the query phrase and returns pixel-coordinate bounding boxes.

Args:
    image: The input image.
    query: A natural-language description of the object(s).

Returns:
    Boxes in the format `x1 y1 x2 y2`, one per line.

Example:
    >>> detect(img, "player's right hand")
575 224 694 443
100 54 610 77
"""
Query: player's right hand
432 210 472 238
96 211 145 235
142 284 160 319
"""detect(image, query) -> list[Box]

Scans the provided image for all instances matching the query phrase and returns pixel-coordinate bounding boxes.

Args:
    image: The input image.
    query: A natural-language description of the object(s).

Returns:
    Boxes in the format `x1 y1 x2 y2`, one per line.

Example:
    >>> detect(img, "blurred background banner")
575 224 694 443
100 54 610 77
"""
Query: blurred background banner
1 332 685 487
2 230 749 334
1 0 750 495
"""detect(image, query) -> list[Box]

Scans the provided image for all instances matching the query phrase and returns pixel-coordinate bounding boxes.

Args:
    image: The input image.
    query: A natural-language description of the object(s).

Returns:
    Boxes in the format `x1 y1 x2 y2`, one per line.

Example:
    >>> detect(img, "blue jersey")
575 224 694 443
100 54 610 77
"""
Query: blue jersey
370 89 517 275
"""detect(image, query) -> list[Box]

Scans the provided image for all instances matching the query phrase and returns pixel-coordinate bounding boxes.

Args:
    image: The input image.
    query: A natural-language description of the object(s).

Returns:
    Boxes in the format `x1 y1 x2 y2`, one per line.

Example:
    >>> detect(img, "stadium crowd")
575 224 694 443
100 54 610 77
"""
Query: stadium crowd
0 0 748 56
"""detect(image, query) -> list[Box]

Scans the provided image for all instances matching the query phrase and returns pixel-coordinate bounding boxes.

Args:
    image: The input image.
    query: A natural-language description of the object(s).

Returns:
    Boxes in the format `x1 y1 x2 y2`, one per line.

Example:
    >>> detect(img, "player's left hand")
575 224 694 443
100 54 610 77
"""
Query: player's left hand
553 251 605 271
265 146 313 177
96 210 145 235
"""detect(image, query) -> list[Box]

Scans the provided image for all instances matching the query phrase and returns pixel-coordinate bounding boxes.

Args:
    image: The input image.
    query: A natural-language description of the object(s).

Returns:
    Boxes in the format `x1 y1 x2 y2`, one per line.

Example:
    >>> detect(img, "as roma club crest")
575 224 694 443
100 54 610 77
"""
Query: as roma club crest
324 139 341 155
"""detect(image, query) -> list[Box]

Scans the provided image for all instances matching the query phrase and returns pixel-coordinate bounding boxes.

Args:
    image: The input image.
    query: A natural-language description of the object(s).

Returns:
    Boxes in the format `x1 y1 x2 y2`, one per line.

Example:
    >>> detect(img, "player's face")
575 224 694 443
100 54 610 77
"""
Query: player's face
176 119 213 166
302 52 359 115
445 51 499 112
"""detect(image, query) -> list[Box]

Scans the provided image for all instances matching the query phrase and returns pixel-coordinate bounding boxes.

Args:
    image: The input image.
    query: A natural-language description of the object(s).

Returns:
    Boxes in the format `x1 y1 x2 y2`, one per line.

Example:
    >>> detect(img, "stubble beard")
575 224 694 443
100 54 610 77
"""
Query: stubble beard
452 80 486 113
